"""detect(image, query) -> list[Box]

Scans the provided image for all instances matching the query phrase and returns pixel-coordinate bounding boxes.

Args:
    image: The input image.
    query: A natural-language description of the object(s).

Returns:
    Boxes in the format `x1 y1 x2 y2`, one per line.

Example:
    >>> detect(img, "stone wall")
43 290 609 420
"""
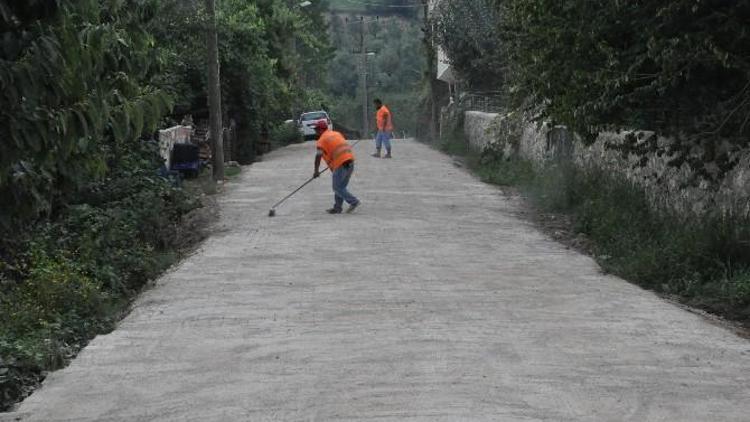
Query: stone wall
463 110 750 217
463 111 499 151
573 130 750 217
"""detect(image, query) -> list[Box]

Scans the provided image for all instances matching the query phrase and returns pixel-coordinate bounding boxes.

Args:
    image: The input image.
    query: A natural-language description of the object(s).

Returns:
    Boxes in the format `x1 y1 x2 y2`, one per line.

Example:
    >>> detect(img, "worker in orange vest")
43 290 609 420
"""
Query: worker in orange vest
372 98 394 158
314 120 361 214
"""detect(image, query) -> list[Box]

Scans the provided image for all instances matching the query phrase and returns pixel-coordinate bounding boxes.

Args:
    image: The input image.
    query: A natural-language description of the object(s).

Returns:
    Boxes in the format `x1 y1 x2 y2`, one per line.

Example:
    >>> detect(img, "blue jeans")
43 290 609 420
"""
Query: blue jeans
332 163 359 211
375 131 392 151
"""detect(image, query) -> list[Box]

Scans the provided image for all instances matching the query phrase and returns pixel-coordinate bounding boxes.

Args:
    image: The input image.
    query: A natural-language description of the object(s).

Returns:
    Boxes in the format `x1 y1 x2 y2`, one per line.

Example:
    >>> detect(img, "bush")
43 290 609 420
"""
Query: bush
691 271 750 320
11 249 106 330
474 143 535 187
432 0 505 90
1 247 110 363
439 134 470 157
0 247 114 409
270 122 302 146
0 1 170 227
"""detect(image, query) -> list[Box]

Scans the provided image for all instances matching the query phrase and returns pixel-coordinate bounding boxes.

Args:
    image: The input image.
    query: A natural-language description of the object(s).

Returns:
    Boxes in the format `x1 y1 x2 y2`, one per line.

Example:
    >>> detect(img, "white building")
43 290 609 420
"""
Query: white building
427 0 456 85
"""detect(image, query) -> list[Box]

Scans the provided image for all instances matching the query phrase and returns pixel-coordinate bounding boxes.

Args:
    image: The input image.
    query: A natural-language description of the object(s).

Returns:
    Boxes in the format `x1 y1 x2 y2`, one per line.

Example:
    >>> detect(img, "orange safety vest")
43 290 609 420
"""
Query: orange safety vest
317 130 355 170
376 105 394 131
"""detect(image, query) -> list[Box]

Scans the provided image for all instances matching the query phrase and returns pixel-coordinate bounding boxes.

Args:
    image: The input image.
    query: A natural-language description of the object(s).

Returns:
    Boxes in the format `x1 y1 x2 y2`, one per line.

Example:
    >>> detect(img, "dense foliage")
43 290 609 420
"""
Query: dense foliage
0 141 198 410
1 1 416 404
156 0 332 163
431 0 505 90
433 1 750 180
500 0 750 181
327 11 426 136
0 0 404 410
0 1 202 409
0 0 171 227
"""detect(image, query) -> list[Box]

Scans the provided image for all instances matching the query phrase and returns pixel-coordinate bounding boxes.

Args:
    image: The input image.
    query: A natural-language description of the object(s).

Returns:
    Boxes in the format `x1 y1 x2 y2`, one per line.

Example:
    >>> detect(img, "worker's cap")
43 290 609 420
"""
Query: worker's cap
314 120 329 131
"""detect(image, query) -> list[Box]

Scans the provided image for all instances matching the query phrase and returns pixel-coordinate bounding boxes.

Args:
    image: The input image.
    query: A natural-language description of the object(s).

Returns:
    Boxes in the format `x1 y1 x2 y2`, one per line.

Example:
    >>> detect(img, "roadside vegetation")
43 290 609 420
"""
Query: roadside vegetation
326 1 426 137
439 129 750 328
1 0 330 410
157 0 331 163
424 1 750 328
430 0 750 181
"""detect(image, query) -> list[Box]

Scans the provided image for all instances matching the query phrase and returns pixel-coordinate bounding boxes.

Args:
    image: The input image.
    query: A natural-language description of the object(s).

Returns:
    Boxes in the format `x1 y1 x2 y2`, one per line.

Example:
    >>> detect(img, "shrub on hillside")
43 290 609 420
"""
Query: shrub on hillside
271 122 303 146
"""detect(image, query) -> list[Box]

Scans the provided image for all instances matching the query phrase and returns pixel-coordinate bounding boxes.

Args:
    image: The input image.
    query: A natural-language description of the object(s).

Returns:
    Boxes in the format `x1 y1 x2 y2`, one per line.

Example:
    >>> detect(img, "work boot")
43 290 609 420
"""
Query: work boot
371 152 381 158
384 152 392 159
326 208 342 214
346 201 360 214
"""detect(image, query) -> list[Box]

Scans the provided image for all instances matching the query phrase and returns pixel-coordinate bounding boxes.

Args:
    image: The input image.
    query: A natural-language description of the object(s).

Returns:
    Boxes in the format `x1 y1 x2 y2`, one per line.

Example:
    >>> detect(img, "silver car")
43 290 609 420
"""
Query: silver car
299 111 333 141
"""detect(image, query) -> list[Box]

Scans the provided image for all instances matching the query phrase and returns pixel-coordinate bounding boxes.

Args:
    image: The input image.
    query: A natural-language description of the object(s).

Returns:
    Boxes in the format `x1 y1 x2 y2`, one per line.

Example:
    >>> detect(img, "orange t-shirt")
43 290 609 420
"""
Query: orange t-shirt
316 130 355 170
376 105 394 131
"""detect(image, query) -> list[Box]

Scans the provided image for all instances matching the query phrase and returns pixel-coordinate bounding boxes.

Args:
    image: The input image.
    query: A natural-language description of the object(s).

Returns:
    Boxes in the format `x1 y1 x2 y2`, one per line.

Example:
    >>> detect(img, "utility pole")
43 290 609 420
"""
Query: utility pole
360 16 369 140
205 0 224 181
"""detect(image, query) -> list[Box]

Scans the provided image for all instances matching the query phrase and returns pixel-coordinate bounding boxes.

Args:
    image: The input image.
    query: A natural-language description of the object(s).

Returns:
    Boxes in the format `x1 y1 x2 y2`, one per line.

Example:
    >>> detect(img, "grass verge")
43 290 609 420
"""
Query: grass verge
439 131 750 327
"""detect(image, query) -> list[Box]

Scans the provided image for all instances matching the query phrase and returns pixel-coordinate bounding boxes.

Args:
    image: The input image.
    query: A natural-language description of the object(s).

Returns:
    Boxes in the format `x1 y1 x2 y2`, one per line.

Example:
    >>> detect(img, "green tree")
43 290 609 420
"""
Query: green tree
155 0 332 162
326 9 426 136
432 0 505 90
0 0 171 227
497 0 750 180
1 0 197 409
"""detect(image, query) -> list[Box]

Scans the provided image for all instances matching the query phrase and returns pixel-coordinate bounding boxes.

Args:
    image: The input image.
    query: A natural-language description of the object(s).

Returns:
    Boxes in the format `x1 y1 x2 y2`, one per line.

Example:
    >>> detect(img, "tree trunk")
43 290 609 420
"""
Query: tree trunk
205 0 224 181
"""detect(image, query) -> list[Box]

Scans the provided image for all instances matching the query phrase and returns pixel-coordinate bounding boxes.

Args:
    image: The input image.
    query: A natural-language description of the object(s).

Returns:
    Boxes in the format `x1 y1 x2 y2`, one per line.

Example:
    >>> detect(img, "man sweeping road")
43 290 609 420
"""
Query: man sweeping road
372 98 394 158
314 120 361 214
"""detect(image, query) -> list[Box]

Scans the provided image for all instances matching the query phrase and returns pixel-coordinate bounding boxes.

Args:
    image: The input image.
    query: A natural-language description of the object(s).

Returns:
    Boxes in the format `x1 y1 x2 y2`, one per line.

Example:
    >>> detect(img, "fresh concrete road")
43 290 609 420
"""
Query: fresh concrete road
11 139 750 421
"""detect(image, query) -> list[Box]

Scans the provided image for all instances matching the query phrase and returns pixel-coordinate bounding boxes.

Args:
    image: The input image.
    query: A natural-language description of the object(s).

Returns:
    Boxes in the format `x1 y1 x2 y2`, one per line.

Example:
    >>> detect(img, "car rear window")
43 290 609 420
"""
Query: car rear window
301 112 327 121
